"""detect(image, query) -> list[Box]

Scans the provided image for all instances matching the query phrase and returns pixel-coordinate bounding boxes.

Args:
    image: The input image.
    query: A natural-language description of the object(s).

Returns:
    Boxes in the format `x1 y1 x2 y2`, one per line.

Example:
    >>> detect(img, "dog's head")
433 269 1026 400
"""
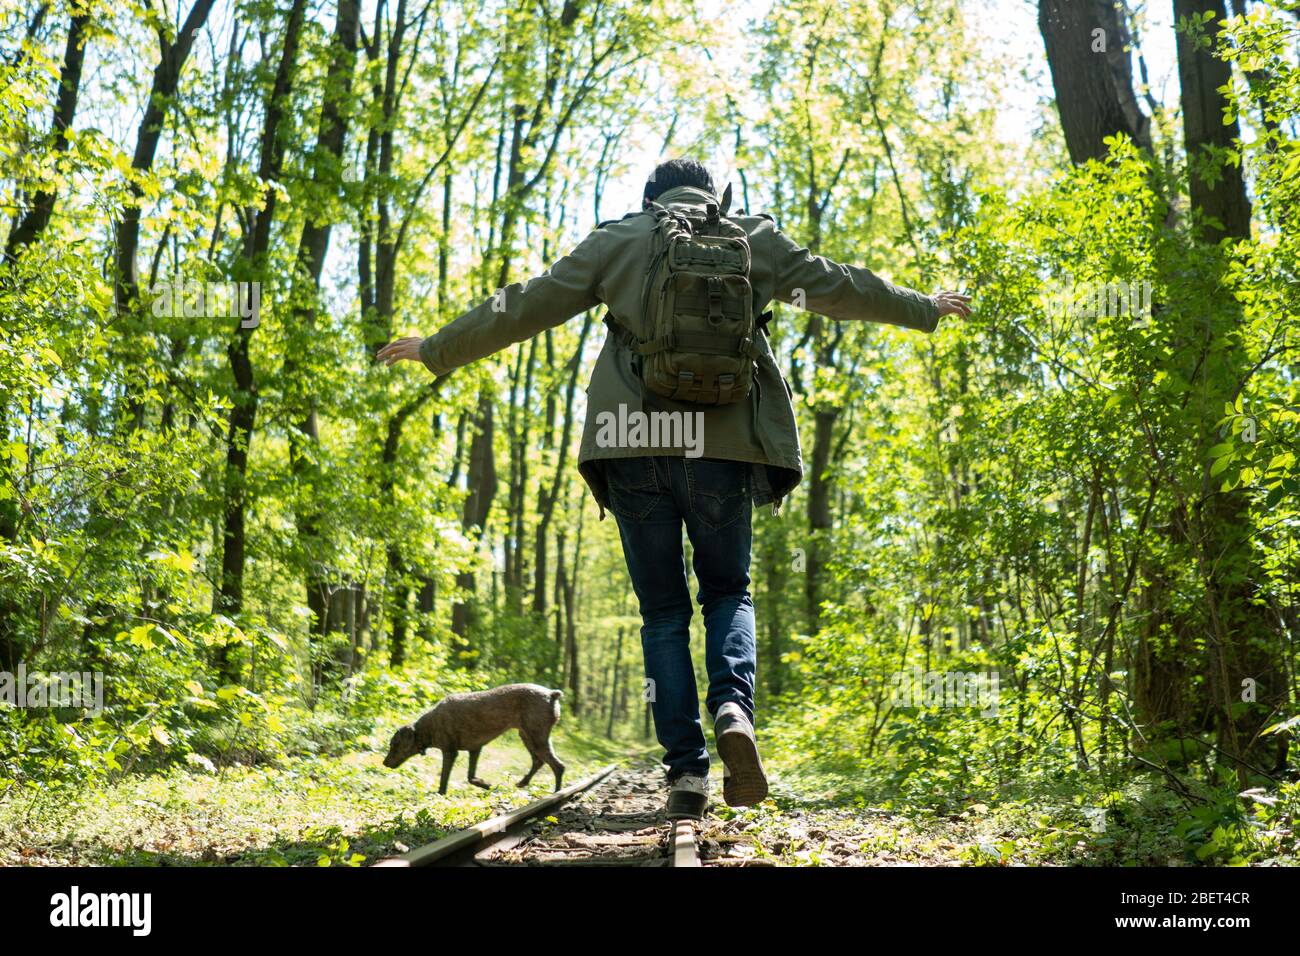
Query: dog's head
383 724 421 768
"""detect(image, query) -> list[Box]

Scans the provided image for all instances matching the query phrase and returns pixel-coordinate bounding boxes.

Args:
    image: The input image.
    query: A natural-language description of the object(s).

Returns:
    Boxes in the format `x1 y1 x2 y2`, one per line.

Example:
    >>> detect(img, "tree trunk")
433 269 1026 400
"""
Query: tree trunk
213 0 309 681
1172 0 1280 778
1172 0 1252 243
533 314 592 613
112 0 217 312
286 0 361 673
803 177 836 635
451 392 498 658
5 11 89 259
1038 0 1152 164
606 626 624 738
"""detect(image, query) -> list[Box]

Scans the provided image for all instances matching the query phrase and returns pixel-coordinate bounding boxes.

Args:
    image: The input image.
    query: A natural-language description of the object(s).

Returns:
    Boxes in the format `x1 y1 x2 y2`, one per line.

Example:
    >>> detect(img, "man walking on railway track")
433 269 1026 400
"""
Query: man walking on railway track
379 158 971 820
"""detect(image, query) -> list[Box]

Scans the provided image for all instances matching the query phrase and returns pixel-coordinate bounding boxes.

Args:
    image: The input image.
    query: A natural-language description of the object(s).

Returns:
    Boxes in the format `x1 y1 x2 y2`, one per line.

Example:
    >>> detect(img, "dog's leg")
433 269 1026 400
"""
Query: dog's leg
438 749 457 794
467 748 489 788
539 734 565 792
516 732 544 788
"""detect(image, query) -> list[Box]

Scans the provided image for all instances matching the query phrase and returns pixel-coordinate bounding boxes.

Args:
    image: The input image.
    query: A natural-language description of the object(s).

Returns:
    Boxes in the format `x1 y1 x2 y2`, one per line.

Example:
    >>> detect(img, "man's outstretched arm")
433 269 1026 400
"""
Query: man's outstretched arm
766 224 970 330
378 228 604 374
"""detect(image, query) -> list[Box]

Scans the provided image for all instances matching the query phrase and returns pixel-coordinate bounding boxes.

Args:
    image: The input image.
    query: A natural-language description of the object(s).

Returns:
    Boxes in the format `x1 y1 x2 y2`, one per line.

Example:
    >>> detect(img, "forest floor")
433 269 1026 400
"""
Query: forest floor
747 752 1198 867
0 725 633 866
1 719 1197 866
702 777 1165 867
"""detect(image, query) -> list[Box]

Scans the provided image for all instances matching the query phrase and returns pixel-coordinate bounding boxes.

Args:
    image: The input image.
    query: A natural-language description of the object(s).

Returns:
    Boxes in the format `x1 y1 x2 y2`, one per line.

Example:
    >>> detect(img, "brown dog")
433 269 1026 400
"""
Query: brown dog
383 683 565 793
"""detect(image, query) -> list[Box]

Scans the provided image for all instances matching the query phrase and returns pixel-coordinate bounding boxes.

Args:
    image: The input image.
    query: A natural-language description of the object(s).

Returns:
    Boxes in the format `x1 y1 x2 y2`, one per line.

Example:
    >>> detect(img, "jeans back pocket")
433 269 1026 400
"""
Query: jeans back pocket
605 456 661 520
683 457 748 531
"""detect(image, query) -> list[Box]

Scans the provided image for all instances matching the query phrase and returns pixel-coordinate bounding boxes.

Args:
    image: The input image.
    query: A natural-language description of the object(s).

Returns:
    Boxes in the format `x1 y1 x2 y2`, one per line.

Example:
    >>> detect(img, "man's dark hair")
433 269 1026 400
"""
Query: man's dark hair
644 158 715 203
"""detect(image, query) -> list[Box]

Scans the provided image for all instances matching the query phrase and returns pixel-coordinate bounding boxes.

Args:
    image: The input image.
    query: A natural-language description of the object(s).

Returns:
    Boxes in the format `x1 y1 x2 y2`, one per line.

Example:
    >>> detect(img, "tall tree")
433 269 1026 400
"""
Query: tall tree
284 0 362 684
354 0 496 665
0 3 92 672
4 6 89 259
112 0 217 313
1038 0 1153 163
1173 0 1251 242
213 0 309 678
1171 0 1279 777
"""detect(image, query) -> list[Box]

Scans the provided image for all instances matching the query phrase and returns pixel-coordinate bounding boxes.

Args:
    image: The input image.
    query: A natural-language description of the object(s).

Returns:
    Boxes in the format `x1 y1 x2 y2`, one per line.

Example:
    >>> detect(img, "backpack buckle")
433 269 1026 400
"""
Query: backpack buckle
707 276 724 324
673 369 697 402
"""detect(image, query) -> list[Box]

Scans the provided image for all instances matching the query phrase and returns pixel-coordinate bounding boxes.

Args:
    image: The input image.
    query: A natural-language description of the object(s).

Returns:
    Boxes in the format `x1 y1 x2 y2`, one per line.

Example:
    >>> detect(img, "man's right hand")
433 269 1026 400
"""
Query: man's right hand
931 290 973 319
377 336 425 367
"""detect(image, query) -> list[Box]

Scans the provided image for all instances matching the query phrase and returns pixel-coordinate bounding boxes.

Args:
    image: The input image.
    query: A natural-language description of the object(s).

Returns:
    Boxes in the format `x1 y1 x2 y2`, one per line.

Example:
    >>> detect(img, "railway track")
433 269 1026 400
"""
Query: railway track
373 763 704 867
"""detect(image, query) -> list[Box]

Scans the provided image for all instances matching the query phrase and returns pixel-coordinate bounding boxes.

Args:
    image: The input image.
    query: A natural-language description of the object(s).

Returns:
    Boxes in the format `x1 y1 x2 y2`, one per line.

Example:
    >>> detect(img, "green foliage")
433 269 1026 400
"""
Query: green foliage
1 0 1297 869
761 10 1299 857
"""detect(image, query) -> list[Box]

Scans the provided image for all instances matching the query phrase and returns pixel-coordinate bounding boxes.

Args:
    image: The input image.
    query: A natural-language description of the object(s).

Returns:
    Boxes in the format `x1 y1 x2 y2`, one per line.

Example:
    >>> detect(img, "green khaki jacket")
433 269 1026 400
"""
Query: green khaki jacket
419 184 939 517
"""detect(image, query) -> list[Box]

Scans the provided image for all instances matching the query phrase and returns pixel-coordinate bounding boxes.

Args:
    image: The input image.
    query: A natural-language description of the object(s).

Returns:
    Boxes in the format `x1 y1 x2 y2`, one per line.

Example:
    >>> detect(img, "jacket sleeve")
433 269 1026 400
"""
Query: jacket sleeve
418 228 604 376
767 224 939 333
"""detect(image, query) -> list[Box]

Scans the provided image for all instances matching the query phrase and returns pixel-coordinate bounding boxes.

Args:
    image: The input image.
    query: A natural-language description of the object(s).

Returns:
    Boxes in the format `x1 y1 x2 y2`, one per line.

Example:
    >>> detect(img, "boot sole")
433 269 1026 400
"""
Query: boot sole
717 725 769 807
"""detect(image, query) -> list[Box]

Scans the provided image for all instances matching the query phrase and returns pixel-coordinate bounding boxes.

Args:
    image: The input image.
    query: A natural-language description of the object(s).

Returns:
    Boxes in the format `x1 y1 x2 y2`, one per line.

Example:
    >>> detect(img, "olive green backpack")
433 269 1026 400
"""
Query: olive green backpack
616 190 760 406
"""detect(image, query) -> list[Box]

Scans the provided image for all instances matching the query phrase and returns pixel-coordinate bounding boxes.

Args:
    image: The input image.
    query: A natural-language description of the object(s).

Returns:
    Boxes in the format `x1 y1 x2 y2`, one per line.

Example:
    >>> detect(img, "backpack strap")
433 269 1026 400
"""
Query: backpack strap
604 311 637 350
596 210 643 229
644 199 674 222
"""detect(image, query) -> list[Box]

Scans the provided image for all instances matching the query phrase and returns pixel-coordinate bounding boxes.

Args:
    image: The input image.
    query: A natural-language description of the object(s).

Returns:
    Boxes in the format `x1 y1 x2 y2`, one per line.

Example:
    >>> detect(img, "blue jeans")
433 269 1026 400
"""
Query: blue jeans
603 455 756 780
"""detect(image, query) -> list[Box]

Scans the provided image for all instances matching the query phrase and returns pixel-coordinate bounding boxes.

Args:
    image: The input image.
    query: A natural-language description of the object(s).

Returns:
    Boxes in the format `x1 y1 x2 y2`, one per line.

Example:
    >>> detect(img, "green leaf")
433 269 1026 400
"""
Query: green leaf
1210 453 1235 477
